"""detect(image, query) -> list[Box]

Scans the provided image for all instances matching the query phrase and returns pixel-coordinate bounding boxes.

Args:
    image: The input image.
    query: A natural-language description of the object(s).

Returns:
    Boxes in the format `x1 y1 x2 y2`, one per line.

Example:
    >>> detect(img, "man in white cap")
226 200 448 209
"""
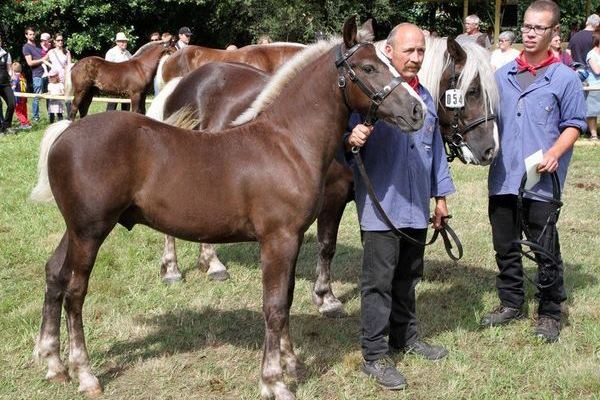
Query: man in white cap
105 32 132 111
176 27 192 49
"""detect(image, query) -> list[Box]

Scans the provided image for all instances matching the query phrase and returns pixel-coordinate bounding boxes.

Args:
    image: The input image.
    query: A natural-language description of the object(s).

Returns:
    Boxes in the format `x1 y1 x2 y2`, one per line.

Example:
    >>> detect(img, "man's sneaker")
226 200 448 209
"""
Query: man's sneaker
480 306 524 327
18 124 32 130
534 317 560 343
400 340 448 360
361 357 407 390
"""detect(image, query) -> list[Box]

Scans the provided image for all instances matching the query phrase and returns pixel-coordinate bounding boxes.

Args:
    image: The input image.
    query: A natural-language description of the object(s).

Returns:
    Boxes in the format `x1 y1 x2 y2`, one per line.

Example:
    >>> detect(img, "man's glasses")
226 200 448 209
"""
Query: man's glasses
520 24 553 35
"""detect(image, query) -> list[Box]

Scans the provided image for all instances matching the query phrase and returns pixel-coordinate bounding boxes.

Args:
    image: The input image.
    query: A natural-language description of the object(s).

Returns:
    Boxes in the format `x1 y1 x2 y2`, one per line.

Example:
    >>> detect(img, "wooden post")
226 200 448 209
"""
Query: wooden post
494 0 501 47
463 0 469 21
586 0 591 19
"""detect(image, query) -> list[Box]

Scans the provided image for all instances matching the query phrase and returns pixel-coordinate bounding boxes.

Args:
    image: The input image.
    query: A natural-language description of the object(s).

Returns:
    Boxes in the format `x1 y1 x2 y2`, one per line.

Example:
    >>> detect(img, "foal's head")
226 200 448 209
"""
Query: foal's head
421 37 499 165
337 16 425 132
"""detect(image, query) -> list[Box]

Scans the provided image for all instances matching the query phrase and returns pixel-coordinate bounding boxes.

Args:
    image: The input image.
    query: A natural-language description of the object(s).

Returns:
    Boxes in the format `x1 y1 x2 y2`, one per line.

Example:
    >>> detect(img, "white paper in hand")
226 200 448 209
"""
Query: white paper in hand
524 150 543 190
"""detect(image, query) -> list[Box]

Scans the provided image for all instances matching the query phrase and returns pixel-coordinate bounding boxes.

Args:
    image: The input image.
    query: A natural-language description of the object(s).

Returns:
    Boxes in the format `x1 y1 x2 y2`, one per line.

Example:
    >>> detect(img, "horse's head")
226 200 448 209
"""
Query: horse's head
337 16 425 132
436 37 499 165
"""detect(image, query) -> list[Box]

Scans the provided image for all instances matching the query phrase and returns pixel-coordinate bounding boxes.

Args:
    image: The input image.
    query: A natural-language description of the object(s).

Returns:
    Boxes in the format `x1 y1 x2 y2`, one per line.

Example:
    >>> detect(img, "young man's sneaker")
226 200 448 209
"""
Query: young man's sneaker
480 306 524 327
534 317 560 343
401 340 448 360
362 356 407 390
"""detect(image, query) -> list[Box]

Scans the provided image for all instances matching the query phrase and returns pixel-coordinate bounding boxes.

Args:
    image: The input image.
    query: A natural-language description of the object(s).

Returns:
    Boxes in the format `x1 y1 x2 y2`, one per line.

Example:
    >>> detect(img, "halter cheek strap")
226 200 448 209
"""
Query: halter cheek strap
335 43 404 126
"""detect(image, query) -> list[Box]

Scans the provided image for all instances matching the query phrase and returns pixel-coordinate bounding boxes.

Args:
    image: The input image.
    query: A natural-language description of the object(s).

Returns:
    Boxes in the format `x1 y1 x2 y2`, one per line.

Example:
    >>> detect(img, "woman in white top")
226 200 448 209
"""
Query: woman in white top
490 31 520 70
47 33 71 84
585 31 600 140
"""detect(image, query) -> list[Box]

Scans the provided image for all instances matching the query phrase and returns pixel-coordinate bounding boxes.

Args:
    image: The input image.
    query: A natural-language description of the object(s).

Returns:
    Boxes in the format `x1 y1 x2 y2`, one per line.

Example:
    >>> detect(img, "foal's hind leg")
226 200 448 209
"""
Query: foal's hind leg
63 232 107 396
259 232 301 400
196 243 230 281
160 235 183 283
35 233 70 383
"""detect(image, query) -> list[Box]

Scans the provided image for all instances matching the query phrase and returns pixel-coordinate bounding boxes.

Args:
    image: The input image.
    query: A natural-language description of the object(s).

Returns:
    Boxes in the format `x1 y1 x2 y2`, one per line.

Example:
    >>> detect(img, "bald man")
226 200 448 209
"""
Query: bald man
345 23 454 390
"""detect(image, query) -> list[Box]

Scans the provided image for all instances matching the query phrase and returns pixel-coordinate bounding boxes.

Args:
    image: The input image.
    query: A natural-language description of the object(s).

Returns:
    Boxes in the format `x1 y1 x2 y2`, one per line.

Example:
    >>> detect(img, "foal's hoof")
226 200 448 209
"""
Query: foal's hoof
208 270 230 281
260 381 295 400
46 370 71 384
162 273 183 284
78 373 103 397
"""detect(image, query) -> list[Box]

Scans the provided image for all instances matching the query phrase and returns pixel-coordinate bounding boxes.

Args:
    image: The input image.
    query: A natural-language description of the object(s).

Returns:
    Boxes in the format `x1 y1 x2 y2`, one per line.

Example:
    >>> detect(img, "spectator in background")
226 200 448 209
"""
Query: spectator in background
10 62 31 130
176 27 192 49
568 14 600 64
585 30 600 140
490 31 520 70
161 32 172 42
47 33 72 116
568 21 580 41
550 33 572 66
22 27 48 122
105 32 131 112
257 34 272 44
456 15 492 50
46 69 64 123
225 44 238 50
149 32 160 42
0 35 15 134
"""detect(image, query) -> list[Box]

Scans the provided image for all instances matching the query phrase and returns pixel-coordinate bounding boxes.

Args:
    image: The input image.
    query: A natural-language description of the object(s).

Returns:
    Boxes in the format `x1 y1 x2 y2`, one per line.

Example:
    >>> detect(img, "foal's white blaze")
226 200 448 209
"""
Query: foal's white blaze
375 47 426 112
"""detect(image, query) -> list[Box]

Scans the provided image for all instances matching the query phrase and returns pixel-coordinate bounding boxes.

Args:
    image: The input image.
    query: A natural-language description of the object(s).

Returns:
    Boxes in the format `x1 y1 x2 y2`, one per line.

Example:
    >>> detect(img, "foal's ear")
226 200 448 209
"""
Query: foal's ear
358 18 375 42
447 36 467 65
343 15 358 48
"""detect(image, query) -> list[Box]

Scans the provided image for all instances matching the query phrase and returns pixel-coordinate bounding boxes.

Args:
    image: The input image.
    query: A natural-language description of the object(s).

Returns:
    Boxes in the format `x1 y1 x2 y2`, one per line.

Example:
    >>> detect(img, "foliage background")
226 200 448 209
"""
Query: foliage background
2 0 600 62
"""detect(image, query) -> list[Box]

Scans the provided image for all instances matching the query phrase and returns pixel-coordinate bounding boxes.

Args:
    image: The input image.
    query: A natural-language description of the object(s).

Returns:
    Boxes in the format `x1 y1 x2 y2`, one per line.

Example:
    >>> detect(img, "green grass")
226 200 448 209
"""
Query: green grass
1 118 599 400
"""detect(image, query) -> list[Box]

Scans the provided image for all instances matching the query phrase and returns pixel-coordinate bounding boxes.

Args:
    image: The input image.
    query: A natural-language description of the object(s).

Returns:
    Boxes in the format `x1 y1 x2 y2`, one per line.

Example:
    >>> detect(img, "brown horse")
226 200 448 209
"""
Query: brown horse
149 36 500 318
67 40 175 119
30 17 424 399
157 42 305 89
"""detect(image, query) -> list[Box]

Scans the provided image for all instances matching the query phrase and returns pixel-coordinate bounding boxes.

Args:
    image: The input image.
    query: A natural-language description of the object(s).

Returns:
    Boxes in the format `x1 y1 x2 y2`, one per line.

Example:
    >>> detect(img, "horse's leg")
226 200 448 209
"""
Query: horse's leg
160 235 183 283
138 93 147 114
312 170 353 318
196 243 230 281
63 231 107 396
34 232 70 383
69 88 85 120
259 232 301 400
130 93 142 114
77 89 94 118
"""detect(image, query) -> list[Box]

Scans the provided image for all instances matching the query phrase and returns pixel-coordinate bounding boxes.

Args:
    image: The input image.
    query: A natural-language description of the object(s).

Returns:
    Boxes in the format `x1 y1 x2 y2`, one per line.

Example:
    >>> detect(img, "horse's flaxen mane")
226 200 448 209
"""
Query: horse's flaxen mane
232 27 374 126
231 39 339 126
132 41 162 57
418 37 499 114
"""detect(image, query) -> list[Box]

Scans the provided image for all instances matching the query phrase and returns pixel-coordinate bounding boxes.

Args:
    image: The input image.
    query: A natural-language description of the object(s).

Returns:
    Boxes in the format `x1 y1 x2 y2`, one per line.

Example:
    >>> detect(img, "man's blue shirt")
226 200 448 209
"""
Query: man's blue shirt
489 61 587 199
348 87 455 231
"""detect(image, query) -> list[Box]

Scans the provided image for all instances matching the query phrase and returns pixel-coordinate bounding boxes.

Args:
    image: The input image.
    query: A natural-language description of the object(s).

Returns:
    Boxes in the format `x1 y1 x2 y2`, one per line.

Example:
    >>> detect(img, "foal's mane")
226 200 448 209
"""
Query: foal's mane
132 41 162 58
232 28 375 126
418 37 498 114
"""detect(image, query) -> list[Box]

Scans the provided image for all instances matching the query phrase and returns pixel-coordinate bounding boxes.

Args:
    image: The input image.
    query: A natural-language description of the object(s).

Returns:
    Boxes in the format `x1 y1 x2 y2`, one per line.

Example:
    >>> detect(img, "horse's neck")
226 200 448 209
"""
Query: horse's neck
135 48 165 75
262 49 349 169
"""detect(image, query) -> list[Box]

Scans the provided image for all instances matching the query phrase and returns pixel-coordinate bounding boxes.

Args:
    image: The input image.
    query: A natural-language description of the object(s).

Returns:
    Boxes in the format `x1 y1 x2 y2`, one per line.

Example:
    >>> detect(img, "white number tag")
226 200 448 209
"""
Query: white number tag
445 89 465 108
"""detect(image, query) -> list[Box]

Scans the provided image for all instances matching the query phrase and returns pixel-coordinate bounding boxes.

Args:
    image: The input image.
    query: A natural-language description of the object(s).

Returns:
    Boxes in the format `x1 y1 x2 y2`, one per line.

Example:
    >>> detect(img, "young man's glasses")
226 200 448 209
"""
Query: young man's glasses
520 24 553 35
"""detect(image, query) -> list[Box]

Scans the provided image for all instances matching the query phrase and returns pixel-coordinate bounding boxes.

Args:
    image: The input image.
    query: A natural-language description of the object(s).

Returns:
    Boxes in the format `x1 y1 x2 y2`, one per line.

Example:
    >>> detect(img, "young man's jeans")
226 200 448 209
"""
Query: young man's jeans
32 76 44 120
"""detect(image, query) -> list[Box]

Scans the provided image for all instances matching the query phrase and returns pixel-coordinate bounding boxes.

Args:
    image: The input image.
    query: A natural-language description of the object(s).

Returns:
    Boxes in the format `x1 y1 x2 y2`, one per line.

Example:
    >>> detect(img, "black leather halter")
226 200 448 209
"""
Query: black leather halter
335 43 405 126
442 56 497 163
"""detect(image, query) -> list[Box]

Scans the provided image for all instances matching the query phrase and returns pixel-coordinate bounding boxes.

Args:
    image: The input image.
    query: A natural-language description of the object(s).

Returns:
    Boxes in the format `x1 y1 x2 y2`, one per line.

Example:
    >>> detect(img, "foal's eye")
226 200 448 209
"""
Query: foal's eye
467 88 480 96
361 65 375 73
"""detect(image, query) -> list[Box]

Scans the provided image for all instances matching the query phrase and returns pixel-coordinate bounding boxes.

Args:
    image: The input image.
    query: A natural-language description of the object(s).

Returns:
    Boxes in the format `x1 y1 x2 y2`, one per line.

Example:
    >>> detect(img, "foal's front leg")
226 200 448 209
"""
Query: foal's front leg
161 235 183 283
196 243 230 281
259 233 302 400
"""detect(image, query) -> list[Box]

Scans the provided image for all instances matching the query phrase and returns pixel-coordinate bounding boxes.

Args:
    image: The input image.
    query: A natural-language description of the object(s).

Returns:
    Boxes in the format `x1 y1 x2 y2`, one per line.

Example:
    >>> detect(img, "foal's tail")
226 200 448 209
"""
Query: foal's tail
146 77 182 122
64 62 74 97
30 120 72 203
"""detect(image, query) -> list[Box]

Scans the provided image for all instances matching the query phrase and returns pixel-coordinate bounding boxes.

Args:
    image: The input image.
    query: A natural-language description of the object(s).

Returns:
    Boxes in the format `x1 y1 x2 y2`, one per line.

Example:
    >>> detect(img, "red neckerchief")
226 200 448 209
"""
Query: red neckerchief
407 76 420 93
515 50 559 76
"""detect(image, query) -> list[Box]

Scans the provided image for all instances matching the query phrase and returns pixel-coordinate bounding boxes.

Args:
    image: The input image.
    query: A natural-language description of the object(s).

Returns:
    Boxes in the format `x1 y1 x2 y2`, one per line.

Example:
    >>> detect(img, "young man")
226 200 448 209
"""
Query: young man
481 0 586 343
175 27 192 49
456 14 492 50
22 27 47 122
105 32 132 111
346 23 454 390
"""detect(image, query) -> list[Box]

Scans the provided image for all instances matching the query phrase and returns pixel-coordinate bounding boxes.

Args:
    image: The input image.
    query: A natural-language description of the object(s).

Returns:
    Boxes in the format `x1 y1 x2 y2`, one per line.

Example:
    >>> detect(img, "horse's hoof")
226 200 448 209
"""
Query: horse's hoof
260 381 295 400
208 270 230 281
162 274 183 284
46 371 71 384
78 373 102 397
319 302 347 318
82 387 103 398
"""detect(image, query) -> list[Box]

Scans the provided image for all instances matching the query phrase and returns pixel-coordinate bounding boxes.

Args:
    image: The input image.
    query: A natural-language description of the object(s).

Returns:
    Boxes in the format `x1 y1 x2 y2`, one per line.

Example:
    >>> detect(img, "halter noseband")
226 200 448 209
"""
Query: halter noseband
443 55 497 163
335 43 405 126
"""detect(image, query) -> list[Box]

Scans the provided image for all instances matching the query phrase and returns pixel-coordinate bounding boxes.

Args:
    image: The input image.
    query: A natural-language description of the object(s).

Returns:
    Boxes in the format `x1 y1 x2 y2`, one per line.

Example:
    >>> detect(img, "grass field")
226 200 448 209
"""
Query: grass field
1 114 599 400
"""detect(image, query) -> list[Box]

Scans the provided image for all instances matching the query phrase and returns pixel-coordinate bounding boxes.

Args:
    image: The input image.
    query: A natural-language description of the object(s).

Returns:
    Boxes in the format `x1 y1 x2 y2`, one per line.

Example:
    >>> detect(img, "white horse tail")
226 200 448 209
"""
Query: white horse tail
30 120 72 203
154 54 171 92
64 62 74 97
146 77 182 122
